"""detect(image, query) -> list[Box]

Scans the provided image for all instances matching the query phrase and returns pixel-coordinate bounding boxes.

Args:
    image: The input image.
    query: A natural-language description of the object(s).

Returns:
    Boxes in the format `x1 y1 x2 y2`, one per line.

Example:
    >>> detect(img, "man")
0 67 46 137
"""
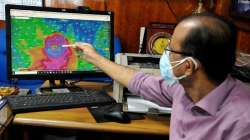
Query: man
75 14 250 140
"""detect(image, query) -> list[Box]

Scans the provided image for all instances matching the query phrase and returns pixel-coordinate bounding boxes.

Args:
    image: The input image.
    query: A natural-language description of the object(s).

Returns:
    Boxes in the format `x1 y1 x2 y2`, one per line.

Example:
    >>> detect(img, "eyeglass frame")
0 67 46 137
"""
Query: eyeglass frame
164 45 193 56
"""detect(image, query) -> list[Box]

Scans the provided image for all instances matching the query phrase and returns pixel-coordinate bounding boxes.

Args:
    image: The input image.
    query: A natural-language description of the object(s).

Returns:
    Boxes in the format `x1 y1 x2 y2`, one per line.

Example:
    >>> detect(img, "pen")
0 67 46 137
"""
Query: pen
62 44 77 48
62 43 90 48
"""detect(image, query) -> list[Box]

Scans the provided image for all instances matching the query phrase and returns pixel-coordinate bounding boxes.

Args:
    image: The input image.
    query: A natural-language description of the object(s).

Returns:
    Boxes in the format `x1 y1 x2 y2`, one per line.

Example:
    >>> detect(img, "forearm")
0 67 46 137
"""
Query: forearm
74 42 136 87
90 55 137 87
128 72 174 107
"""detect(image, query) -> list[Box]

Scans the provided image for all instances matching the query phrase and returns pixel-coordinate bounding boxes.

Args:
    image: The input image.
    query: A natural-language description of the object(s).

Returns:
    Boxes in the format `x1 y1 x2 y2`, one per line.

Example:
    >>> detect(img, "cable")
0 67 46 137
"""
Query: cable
65 80 82 86
0 123 6 128
104 0 108 11
164 0 178 21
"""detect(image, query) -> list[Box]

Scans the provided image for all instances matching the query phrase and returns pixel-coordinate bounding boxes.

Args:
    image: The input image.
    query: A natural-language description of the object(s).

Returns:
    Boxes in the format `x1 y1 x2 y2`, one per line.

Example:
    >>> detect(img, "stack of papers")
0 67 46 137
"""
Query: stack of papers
126 97 172 114
0 99 13 130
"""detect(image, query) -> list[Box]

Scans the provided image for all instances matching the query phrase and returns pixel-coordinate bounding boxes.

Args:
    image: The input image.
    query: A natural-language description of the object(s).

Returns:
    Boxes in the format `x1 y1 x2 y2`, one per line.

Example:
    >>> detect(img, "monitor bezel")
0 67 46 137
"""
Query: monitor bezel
5 4 114 80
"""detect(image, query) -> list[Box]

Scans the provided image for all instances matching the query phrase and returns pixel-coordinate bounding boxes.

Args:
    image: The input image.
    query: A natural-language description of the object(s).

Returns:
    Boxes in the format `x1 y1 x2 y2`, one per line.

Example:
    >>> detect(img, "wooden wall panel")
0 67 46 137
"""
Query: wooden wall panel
237 31 250 53
215 0 250 53
1 0 249 53
45 0 83 9
0 22 4 28
83 0 106 10
108 0 178 52
46 0 179 52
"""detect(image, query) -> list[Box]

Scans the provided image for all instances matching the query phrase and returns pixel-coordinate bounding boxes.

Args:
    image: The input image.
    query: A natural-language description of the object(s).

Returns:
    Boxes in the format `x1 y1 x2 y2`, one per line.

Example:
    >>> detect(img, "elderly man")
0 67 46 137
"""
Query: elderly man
75 14 250 140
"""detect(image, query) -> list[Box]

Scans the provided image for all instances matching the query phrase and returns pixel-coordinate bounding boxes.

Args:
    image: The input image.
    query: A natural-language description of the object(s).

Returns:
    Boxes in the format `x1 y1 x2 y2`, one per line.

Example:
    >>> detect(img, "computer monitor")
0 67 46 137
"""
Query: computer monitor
5 5 114 88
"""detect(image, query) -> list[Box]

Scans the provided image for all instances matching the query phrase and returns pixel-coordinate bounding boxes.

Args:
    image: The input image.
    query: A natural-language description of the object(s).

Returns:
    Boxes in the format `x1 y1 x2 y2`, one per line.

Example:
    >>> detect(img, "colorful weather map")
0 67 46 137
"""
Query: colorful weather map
11 17 111 72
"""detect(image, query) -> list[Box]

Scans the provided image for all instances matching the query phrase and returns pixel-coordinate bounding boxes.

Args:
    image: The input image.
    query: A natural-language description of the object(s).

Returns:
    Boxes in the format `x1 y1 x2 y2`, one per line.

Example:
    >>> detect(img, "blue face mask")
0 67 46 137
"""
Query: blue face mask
160 51 198 86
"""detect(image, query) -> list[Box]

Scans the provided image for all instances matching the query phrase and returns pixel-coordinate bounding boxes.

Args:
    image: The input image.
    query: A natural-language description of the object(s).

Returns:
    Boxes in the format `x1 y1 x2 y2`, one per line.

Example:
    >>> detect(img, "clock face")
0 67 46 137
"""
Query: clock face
152 37 170 54
147 32 171 55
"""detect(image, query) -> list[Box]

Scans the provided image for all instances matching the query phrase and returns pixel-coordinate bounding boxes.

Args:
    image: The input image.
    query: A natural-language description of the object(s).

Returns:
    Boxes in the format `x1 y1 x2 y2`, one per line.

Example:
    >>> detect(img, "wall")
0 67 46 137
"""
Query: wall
45 0 250 53
215 0 250 53
45 0 179 53
1 0 250 53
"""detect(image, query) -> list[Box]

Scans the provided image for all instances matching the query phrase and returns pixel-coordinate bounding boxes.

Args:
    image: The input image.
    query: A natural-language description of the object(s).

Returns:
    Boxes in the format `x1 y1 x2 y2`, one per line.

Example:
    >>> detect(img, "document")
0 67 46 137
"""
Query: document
0 99 12 129
126 97 172 114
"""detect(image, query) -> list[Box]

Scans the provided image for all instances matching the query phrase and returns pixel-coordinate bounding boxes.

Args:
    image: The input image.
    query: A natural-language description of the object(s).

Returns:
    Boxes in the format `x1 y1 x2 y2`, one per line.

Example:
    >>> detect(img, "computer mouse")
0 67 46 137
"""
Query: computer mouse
104 111 131 123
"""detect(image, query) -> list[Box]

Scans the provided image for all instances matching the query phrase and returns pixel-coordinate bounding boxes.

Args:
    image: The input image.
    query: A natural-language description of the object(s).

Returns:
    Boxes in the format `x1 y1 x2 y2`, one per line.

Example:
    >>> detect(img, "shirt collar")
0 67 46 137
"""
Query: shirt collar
194 76 236 116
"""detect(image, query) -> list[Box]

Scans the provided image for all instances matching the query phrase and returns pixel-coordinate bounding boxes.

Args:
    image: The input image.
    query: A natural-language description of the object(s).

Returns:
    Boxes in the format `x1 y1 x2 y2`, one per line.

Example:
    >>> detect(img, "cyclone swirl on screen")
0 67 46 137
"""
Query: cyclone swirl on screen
11 17 110 71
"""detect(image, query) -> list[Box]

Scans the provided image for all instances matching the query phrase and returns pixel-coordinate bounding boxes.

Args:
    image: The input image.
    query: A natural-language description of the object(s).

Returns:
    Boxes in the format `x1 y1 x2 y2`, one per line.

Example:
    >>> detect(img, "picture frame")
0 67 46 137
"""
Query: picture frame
144 23 175 55
231 0 250 20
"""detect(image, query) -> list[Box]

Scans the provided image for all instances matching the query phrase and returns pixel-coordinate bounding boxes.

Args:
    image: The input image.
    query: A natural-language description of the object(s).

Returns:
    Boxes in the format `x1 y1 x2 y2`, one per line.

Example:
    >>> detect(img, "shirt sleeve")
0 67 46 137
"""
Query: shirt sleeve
127 72 183 107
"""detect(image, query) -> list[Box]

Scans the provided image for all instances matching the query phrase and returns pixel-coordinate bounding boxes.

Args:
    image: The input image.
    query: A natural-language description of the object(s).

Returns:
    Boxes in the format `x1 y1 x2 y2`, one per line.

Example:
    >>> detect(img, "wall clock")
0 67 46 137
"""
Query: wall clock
145 23 175 55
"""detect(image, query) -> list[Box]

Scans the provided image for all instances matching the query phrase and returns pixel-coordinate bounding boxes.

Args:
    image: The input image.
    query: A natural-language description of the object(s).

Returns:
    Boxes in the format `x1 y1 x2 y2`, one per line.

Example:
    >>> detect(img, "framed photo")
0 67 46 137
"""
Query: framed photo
231 0 250 19
145 23 175 55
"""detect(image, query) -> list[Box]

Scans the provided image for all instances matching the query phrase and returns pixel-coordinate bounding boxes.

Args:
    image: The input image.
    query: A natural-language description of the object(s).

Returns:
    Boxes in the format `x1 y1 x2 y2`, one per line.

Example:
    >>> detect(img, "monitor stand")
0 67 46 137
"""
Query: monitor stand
39 79 83 94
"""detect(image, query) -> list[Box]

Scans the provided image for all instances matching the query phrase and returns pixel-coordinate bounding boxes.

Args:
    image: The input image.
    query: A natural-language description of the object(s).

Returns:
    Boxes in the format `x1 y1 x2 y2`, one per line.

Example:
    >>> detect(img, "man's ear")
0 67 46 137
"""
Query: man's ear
184 58 198 76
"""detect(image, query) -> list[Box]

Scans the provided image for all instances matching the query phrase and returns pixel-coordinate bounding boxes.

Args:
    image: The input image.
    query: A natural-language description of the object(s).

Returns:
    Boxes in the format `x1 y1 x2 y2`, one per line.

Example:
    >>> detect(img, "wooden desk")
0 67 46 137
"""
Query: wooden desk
0 102 13 140
14 108 170 136
0 115 13 139
12 81 170 139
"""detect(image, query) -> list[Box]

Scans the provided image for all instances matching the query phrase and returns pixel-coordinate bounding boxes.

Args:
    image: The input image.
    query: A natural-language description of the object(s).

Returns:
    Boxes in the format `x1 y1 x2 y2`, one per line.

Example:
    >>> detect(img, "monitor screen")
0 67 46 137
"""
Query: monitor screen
6 5 114 80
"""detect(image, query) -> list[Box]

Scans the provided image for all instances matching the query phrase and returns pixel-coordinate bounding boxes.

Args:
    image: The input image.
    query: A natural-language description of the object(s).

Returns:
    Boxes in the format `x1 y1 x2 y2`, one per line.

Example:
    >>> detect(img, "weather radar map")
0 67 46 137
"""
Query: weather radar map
11 16 111 72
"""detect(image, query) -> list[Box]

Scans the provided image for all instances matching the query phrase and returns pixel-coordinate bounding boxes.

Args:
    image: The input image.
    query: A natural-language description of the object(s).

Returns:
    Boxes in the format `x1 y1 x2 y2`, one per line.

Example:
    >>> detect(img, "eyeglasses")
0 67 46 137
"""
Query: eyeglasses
164 45 192 56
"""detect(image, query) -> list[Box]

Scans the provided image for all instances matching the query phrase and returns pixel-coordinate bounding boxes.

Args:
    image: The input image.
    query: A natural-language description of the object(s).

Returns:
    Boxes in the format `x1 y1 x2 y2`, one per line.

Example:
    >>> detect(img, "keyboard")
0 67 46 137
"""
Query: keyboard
5 89 116 113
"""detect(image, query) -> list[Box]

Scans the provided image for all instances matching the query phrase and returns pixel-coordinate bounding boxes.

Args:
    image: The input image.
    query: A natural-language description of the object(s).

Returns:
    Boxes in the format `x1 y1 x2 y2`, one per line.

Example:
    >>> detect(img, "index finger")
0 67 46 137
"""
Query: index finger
75 42 92 49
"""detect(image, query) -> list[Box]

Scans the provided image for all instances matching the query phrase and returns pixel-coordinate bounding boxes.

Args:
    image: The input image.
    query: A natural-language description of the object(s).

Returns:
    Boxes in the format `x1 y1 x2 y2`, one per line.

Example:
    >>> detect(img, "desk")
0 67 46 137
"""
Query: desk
12 81 170 140
0 115 13 139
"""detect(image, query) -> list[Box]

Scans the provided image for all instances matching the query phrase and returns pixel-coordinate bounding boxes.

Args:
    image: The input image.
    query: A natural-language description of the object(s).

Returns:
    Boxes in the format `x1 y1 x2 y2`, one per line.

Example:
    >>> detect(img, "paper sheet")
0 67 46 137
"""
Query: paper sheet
0 0 43 20
127 97 172 114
